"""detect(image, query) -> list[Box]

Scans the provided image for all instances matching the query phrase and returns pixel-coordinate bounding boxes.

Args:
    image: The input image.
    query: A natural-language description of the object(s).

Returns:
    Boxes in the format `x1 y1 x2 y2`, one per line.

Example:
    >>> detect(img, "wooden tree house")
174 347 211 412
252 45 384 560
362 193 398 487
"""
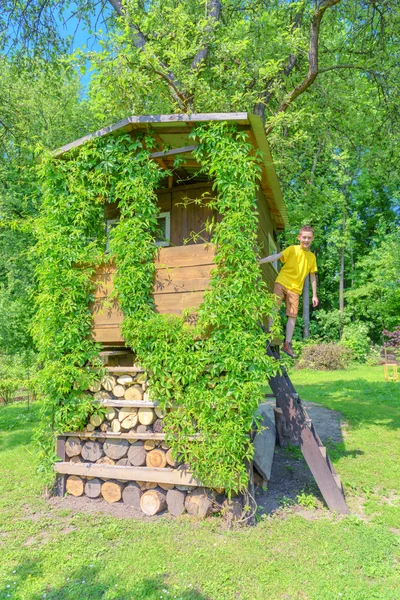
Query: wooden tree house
52 113 349 516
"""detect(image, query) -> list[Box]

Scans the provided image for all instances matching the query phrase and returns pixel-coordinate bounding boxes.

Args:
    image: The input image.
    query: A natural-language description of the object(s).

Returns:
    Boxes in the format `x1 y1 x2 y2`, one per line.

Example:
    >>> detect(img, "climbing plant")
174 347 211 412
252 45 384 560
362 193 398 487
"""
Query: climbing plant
34 123 278 492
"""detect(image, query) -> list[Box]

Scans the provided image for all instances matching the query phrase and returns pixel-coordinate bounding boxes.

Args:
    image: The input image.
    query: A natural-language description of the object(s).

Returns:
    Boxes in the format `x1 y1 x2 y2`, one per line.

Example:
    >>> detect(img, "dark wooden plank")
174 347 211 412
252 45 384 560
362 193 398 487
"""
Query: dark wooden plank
149 145 197 158
55 436 67 497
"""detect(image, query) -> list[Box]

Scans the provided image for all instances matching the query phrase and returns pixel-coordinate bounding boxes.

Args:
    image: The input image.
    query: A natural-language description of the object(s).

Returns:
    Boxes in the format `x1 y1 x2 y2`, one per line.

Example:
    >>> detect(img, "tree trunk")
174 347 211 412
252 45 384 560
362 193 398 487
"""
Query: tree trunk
339 210 346 331
303 275 310 339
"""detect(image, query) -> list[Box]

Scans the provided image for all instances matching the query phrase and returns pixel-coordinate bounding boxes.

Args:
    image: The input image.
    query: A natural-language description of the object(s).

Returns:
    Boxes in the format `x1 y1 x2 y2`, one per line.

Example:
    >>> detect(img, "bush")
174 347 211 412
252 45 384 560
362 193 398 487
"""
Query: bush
340 322 371 363
296 343 352 370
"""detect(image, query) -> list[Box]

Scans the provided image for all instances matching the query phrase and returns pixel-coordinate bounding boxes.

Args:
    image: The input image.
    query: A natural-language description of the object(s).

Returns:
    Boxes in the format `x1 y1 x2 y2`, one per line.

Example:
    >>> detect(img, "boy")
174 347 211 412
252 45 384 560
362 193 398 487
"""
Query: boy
258 225 319 358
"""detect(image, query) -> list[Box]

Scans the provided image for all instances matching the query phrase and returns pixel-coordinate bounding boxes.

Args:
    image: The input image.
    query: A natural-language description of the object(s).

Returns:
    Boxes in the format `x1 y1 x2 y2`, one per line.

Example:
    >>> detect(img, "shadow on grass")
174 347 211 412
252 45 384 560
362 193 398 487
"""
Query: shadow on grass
295 378 400 431
0 560 209 600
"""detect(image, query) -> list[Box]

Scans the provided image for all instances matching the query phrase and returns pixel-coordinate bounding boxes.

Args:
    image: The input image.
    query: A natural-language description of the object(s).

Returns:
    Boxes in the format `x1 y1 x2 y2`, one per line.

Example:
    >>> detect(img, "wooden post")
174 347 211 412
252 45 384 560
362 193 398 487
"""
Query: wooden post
55 436 67 497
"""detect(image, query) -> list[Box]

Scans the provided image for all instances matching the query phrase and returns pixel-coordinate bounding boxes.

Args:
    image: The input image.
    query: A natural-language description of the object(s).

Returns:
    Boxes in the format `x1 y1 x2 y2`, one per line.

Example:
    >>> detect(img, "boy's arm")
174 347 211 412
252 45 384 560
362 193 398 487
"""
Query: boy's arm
258 252 282 265
310 273 319 307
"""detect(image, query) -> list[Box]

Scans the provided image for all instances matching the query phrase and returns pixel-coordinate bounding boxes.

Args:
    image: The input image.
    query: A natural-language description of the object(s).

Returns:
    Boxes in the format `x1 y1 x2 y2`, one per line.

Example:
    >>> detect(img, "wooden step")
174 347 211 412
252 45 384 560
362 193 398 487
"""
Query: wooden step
101 400 159 408
318 445 327 459
55 462 202 486
105 366 144 373
60 431 200 441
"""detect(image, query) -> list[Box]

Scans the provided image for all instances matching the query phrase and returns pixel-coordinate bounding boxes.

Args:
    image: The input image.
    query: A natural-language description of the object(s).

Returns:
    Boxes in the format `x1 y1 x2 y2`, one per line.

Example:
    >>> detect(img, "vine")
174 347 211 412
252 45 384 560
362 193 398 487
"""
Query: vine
34 123 278 493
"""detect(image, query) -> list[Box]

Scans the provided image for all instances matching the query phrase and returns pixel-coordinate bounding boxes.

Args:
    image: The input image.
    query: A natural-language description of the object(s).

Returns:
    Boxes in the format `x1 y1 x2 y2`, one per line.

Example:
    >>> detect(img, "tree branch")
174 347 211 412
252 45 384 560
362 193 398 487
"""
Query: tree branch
190 0 221 72
265 0 341 135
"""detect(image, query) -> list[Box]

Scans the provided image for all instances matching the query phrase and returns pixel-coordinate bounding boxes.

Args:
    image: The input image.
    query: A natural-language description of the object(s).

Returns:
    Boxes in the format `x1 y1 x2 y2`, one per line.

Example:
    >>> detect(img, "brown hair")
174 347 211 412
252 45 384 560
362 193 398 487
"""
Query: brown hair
299 225 315 235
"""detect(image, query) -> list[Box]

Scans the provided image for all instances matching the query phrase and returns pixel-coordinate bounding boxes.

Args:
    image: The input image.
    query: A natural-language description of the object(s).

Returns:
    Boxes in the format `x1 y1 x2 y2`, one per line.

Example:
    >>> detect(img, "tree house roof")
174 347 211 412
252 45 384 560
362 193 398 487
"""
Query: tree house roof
54 112 288 229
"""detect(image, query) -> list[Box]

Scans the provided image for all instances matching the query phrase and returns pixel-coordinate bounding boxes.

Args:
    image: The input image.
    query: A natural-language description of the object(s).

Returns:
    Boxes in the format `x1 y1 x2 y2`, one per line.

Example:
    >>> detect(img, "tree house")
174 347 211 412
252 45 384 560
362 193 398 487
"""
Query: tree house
55 113 288 347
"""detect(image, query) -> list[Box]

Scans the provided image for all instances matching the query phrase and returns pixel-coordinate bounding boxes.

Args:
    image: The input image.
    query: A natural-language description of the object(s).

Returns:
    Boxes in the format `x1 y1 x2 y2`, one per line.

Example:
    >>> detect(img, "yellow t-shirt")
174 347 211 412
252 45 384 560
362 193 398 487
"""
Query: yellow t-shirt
275 245 317 295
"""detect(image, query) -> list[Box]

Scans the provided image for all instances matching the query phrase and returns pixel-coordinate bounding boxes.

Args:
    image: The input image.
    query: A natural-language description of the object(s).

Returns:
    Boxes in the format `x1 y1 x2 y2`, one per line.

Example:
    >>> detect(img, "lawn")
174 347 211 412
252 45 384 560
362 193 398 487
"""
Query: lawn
0 365 399 600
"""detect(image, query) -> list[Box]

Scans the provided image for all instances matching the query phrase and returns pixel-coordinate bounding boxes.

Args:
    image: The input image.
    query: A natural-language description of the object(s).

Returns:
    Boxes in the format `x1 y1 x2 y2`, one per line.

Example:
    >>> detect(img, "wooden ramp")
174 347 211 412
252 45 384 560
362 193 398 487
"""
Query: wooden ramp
267 345 350 515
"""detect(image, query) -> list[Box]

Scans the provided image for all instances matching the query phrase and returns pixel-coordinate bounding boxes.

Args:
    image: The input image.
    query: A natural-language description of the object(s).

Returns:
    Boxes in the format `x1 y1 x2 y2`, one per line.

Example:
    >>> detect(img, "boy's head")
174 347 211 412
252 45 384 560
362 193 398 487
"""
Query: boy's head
298 225 314 250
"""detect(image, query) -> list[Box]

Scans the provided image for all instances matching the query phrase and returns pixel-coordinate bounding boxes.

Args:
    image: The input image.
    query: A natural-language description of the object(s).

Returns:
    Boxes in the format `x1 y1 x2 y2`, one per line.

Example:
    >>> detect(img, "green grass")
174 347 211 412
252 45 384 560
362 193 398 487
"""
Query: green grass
0 365 399 600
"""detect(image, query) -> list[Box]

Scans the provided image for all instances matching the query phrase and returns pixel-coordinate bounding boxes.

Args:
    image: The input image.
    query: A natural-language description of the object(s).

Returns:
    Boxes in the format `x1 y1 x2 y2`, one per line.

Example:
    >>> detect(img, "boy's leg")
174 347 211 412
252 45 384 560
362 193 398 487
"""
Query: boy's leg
281 290 299 358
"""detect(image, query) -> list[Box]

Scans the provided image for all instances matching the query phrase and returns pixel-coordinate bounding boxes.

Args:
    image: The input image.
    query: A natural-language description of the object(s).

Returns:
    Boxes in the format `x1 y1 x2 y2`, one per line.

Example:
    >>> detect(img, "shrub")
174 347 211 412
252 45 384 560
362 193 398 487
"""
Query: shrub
340 322 371 363
296 343 352 371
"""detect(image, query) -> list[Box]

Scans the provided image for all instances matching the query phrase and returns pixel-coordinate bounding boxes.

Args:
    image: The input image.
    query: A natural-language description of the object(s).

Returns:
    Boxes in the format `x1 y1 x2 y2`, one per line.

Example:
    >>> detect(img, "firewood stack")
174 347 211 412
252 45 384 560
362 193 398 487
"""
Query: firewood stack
55 366 231 518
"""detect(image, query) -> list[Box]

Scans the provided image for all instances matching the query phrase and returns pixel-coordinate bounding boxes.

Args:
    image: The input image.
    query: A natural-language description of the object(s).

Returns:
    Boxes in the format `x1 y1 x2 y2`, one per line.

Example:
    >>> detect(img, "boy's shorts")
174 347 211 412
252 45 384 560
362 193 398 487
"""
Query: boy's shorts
273 283 299 318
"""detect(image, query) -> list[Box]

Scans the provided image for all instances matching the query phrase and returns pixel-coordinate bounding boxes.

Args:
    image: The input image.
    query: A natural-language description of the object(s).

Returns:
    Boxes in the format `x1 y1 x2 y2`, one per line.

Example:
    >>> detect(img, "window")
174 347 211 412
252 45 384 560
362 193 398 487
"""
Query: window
155 212 171 247
105 219 119 253
268 233 279 272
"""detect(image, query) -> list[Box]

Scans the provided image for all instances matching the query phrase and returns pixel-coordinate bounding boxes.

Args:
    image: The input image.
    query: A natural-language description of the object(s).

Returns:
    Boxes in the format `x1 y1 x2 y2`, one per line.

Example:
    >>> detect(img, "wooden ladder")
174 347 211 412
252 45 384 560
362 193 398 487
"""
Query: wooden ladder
267 345 350 514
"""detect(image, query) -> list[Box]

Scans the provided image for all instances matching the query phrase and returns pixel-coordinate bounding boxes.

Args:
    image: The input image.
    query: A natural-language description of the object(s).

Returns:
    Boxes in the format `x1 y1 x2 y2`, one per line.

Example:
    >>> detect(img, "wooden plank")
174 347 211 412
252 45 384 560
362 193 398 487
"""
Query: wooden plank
91 327 124 343
154 264 214 294
154 291 205 314
149 145 197 158
54 462 203 487
106 366 144 373
156 243 214 267
55 436 67 497
155 181 213 194
61 432 167 440
101 400 158 408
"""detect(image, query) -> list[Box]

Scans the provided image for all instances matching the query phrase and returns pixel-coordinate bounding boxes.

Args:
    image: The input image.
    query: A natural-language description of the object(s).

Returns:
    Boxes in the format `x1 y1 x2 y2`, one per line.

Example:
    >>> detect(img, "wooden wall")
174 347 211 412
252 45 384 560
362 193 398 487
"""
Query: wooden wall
256 188 279 291
92 243 215 344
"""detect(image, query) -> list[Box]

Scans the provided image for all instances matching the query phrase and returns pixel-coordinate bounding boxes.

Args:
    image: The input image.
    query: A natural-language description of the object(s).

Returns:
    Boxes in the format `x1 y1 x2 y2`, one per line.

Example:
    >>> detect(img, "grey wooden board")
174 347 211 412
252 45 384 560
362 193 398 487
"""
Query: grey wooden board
253 403 276 482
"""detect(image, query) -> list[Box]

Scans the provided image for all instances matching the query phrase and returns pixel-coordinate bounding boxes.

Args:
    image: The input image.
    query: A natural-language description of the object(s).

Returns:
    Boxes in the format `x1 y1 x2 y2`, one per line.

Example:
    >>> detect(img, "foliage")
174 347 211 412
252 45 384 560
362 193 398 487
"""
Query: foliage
340 322 371 363
296 492 318 510
296 343 352 371
383 327 400 349
31 145 108 478
35 123 278 493
0 352 37 404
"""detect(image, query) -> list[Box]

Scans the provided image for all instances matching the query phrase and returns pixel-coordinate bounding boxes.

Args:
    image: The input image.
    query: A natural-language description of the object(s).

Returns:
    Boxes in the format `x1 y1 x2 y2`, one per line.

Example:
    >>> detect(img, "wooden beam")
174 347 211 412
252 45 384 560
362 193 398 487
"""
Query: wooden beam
149 145 197 159
54 462 203 487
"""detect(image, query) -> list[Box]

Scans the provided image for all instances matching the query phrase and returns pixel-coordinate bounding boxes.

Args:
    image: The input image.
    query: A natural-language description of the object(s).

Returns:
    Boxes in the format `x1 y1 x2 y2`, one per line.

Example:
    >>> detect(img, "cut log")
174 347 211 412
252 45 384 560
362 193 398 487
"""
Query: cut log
120 413 138 430
103 439 129 460
146 449 167 469
159 482 175 491
122 483 142 508
90 413 104 428
161 442 169 450
113 385 125 398
96 456 116 466
136 372 148 384
166 448 178 467
85 478 102 499
101 480 124 503
65 437 82 458
100 422 111 432
118 406 137 422
222 498 243 522
86 423 95 432
124 386 143 401
88 380 101 393
101 375 116 391
140 490 167 515
66 475 84 497
137 481 158 490
166 489 186 516
136 425 149 433
93 391 111 402
105 407 117 421
111 419 121 433
155 407 167 419
128 442 147 466
153 418 164 433
116 458 130 466
176 485 192 491
144 439 158 451
81 441 104 462
117 375 133 385
185 489 212 518
70 455 83 463
138 407 155 425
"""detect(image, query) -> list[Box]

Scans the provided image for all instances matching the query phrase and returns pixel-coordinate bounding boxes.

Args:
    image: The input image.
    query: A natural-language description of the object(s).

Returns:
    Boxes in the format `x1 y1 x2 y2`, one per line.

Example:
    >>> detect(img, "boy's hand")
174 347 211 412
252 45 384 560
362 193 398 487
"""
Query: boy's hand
312 296 319 308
